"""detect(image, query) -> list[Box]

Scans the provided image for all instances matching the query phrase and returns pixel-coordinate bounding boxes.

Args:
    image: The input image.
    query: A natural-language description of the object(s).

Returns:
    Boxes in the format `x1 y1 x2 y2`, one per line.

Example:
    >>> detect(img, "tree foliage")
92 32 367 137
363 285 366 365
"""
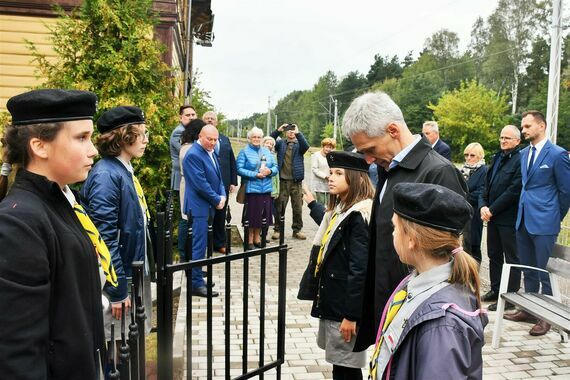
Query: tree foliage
429 80 510 161
26 0 196 201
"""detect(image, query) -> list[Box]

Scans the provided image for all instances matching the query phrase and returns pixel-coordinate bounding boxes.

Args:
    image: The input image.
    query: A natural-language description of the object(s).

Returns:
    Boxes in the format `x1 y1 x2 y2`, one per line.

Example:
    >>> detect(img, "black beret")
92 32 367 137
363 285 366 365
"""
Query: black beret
392 183 472 234
97 106 145 134
7 89 97 125
326 151 370 173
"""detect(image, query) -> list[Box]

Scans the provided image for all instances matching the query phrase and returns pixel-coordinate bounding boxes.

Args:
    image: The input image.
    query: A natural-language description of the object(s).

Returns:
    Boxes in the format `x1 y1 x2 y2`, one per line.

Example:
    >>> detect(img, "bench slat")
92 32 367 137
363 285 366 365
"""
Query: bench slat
546 257 570 278
519 293 570 317
501 293 570 333
532 293 570 314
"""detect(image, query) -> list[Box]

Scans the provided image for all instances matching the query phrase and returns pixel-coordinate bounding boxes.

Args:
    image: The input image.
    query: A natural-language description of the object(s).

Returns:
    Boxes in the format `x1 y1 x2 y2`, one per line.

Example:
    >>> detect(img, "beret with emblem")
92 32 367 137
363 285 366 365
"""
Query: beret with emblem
392 182 472 234
7 89 97 125
326 151 370 172
97 106 145 134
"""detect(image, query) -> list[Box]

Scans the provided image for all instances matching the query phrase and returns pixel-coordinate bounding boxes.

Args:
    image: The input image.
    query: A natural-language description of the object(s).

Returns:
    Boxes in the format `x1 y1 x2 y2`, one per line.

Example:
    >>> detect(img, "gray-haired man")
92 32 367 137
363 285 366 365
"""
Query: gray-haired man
342 92 467 351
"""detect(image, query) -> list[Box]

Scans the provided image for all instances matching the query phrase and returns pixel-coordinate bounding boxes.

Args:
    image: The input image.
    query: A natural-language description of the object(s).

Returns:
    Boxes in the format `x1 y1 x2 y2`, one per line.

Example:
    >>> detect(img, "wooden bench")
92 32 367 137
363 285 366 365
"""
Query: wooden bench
492 243 570 348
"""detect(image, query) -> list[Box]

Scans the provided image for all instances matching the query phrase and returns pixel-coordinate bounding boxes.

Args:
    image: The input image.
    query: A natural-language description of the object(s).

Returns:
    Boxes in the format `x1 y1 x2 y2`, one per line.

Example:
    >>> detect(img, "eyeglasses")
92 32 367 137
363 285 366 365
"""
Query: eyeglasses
499 136 516 141
464 153 477 158
136 130 150 140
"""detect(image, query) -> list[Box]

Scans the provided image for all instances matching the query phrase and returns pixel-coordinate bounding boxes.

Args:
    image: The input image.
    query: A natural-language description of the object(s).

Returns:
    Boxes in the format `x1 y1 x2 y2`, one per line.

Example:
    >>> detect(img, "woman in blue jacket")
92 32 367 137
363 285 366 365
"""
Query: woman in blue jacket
81 106 152 336
236 127 278 247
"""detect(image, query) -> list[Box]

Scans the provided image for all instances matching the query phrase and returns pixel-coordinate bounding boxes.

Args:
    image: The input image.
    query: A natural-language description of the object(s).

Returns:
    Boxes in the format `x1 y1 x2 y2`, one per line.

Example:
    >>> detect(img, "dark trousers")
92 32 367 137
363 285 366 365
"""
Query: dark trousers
517 222 556 295
212 196 228 250
177 218 188 261
191 216 208 289
332 365 362 380
274 179 303 233
470 213 483 262
487 222 520 294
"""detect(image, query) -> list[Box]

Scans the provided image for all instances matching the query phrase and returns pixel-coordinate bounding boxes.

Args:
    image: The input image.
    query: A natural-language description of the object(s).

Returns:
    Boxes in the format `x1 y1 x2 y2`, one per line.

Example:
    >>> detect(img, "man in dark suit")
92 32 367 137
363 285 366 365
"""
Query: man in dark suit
422 121 451 161
183 125 226 297
504 110 570 336
480 125 523 311
203 111 237 254
342 92 468 350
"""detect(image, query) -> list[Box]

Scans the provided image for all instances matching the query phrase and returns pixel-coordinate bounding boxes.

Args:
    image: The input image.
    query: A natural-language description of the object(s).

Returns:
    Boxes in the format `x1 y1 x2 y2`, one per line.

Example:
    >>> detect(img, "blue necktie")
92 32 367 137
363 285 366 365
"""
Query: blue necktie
528 146 536 171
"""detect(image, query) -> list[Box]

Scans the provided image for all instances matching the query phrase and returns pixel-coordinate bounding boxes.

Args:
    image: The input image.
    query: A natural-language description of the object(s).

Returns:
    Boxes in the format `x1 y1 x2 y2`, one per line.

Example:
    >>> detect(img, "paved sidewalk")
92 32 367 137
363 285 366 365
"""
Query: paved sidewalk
178 194 570 380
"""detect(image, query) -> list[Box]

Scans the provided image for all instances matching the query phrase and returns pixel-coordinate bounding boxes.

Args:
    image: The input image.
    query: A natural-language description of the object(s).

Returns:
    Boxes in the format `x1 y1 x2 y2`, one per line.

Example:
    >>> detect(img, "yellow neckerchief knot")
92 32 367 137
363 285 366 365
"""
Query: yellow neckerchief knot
73 203 118 287
314 212 338 276
369 288 407 379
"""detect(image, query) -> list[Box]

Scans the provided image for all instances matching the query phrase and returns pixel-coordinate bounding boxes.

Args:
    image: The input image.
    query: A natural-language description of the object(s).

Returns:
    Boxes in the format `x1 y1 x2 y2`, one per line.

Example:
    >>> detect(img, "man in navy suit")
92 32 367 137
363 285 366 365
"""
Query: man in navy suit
480 125 523 311
183 125 226 297
203 111 237 254
422 121 451 161
504 110 570 336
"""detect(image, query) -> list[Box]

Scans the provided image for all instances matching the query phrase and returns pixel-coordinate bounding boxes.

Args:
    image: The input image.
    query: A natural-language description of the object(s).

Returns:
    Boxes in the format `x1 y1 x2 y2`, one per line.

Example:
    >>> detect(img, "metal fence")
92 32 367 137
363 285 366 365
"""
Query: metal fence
155 193 288 379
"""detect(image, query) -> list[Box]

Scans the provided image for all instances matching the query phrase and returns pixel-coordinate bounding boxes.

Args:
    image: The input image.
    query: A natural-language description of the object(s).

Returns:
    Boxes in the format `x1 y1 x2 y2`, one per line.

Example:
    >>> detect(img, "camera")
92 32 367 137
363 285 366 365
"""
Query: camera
284 123 295 131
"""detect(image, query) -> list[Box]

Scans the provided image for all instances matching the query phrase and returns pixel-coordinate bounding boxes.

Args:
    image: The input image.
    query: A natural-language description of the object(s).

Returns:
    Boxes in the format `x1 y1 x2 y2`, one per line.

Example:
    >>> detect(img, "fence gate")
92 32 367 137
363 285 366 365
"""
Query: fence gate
155 194 288 379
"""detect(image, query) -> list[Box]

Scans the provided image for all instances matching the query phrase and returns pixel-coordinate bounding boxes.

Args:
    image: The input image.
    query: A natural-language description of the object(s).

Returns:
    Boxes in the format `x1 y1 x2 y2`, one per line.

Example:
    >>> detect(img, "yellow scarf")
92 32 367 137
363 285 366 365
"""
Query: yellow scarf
314 212 338 276
369 288 407 379
73 203 118 287
132 174 150 220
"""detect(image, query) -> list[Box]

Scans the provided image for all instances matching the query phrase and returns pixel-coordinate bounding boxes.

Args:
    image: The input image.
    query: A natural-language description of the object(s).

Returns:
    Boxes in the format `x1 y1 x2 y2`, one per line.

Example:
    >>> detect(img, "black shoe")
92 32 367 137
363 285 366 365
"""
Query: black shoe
202 271 208 278
482 290 498 302
192 286 219 297
488 302 515 311
254 242 263 248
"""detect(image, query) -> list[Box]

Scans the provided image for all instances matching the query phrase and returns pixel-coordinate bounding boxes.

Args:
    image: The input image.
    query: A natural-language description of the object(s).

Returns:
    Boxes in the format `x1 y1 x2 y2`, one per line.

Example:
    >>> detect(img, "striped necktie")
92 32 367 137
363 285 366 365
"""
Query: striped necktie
132 174 150 220
369 288 407 379
314 212 338 276
73 203 118 287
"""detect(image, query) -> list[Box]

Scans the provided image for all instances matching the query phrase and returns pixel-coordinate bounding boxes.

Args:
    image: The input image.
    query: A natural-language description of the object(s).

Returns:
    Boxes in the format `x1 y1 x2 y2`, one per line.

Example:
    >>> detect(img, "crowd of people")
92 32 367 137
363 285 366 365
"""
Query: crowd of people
0 87 568 379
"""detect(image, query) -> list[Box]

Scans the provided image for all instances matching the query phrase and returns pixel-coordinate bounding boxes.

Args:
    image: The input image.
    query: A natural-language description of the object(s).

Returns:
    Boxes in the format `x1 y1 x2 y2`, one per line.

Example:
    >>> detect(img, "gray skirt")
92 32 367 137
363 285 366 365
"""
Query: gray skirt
317 319 367 368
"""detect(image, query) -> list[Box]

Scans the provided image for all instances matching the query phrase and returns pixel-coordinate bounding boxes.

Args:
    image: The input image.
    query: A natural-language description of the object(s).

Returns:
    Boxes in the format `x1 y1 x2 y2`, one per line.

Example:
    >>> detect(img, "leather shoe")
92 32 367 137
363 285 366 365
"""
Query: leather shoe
192 286 219 298
503 310 538 324
292 231 307 240
529 320 551 336
216 247 227 254
482 290 498 302
254 242 263 248
488 302 515 311
202 270 208 278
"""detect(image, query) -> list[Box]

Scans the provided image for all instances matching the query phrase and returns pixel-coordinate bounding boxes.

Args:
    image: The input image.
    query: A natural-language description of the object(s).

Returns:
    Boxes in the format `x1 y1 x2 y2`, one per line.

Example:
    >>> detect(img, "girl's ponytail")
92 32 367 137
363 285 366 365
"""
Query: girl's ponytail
450 247 482 309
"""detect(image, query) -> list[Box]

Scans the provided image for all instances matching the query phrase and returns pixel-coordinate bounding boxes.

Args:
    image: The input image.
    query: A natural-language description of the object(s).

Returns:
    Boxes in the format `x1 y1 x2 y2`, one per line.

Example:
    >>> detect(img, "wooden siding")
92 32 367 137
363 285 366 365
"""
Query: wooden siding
0 14 56 111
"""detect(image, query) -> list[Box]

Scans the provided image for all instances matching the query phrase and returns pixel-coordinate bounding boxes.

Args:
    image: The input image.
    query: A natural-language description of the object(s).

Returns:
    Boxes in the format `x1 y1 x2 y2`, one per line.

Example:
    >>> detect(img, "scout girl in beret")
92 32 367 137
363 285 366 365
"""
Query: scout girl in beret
370 183 487 380
0 89 109 378
81 106 153 337
305 151 375 380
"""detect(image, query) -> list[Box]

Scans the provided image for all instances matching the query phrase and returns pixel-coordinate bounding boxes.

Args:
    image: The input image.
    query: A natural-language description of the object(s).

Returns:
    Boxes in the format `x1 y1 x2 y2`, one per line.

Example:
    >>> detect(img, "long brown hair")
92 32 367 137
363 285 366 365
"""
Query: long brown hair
398 216 482 309
327 169 374 213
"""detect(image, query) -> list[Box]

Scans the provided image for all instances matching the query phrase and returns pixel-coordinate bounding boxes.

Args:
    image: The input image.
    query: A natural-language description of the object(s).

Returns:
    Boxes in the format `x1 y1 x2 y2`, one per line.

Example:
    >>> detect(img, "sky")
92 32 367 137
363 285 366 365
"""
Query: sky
192 0 500 119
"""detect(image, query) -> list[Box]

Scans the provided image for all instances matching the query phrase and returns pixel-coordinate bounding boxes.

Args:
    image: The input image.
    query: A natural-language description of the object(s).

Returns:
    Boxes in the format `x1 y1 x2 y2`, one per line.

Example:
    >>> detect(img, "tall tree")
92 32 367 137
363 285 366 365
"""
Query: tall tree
27 0 185 196
335 71 367 115
429 80 510 160
366 54 403 85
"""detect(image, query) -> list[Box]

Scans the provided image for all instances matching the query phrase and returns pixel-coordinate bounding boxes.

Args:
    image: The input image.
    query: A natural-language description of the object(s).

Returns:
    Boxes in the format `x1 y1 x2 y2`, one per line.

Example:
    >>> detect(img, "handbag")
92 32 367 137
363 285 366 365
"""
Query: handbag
236 180 246 204
297 245 321 301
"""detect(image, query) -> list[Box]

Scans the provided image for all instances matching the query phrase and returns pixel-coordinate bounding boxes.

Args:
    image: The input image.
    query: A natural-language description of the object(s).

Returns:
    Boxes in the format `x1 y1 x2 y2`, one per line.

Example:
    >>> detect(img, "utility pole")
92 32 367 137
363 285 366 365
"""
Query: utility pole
183 0 194 103
332 98 339 140
546 0 563 143
266 97 271 136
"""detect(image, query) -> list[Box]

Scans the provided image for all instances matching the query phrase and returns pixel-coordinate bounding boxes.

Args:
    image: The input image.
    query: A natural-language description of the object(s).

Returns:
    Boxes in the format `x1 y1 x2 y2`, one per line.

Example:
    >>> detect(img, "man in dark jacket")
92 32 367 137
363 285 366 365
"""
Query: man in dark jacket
423 121 452 161
342 92 468 351
203 111 237 253
270 124 310 240
480 125 522 310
